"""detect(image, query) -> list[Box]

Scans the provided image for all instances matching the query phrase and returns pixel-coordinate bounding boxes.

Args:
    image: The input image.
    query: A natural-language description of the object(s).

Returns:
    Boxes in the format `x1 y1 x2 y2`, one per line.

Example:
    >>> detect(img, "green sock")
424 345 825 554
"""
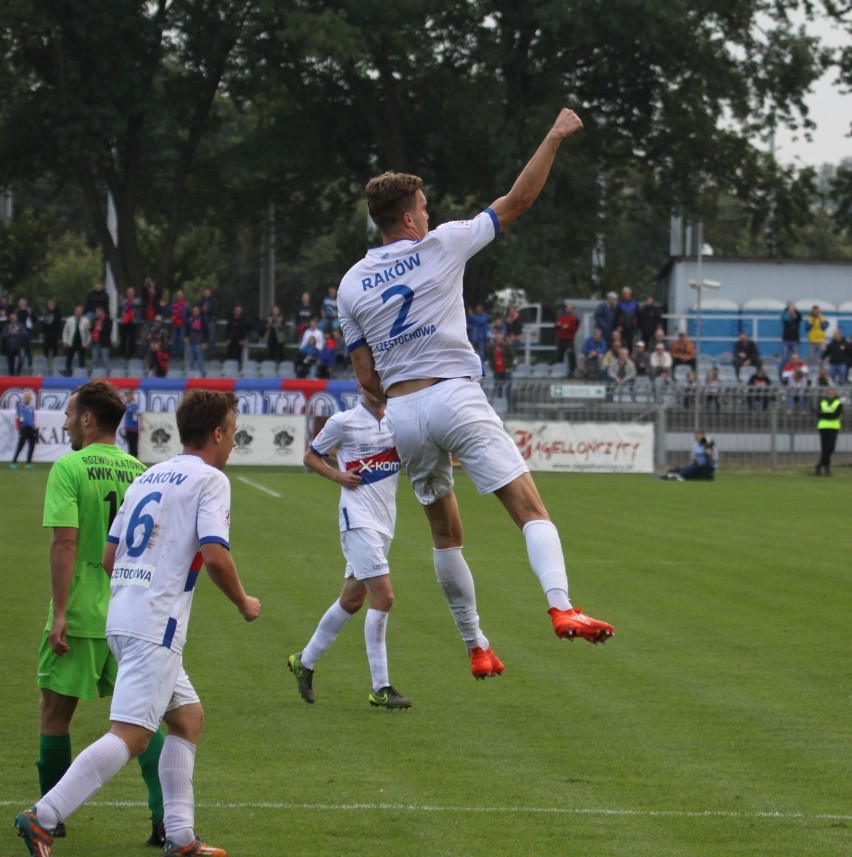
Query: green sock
37 734 72 795
137 727 165 822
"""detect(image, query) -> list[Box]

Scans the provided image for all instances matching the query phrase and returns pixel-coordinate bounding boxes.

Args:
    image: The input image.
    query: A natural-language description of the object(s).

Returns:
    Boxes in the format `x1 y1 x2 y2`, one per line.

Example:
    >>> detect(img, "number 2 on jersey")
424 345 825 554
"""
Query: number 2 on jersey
381 284 415 337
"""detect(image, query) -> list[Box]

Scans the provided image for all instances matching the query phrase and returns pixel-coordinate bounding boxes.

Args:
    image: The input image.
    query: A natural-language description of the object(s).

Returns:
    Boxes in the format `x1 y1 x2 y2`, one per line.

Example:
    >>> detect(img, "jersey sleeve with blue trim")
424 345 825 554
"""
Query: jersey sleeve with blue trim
338 209 498 390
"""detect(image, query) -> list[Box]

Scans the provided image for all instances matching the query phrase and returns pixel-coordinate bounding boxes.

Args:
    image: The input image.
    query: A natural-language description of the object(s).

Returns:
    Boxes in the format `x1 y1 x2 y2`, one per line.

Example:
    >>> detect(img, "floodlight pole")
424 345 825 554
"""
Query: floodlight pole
689 274 721 433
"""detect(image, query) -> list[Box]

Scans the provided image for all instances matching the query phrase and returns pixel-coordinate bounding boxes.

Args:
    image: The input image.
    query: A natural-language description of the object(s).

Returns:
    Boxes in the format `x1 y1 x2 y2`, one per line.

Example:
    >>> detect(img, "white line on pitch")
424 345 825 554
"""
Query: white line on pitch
0 800 847 821
236 476 282 497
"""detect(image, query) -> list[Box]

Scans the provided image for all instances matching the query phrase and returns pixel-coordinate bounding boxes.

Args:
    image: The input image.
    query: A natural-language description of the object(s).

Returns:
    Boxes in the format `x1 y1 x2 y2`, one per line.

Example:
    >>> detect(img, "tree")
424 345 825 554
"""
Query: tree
0 0 258 295
0 0 839 313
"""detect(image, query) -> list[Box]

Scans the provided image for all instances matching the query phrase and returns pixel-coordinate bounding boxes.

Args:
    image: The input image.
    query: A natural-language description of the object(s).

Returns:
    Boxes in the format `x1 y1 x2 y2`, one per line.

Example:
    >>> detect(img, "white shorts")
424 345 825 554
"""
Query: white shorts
341 528 392 580
386 378 528 505
107 635 200 732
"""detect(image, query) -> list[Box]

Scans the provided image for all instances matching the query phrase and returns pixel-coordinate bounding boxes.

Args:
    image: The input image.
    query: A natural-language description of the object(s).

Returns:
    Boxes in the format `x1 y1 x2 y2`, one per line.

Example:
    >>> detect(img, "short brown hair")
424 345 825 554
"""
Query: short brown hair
365 171 424 233
177 389 238 448
73 380 125 433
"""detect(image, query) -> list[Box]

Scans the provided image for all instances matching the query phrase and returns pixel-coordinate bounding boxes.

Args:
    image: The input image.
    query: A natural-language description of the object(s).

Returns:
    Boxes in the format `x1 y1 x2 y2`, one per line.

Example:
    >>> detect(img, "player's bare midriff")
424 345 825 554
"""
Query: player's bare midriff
385 378 442 398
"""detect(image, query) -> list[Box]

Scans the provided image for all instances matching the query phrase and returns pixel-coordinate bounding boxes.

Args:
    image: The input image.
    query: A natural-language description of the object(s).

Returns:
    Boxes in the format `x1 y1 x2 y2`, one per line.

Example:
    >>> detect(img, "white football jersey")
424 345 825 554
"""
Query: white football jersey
338 209 498 391
310 403 400 537
105 454 231 654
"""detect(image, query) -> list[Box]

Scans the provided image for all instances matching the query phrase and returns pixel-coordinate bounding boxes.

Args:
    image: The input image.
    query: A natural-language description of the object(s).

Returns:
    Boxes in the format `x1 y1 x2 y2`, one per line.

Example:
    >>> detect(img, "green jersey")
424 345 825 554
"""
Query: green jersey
42 443 147 638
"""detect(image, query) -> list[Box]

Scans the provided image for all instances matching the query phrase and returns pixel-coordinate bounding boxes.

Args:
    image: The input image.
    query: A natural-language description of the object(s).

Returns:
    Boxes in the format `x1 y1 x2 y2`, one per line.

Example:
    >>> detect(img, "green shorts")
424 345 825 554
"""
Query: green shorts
37 632 117 701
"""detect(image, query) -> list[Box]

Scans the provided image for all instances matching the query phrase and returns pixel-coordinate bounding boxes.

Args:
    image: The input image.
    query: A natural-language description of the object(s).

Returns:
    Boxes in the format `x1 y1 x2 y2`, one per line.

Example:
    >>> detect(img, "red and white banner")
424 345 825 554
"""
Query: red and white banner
504 420 654 473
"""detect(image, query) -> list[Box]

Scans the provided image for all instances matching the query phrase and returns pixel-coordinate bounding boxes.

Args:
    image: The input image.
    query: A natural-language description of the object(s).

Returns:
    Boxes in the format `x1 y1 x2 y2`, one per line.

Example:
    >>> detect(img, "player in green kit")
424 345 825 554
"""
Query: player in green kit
36 379 166 846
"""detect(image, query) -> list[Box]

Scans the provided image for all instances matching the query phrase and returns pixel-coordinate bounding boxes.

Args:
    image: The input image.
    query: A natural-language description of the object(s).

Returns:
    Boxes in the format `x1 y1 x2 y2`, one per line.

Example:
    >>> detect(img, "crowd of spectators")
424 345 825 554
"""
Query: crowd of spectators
1 286 850 391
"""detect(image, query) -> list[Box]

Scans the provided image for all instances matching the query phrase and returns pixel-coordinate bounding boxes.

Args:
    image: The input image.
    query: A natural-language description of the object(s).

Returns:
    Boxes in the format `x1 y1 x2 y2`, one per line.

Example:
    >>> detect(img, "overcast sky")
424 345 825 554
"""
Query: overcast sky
771 13 851 168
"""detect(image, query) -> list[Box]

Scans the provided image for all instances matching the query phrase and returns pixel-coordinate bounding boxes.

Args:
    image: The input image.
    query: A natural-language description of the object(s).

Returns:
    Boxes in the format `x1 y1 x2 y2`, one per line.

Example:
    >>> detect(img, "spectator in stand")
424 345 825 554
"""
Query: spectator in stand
681 370 698 411
554 301 579 374
90 306 113 375
814 365 831 391
16 297 34 370
785 368 808 414
265 305 286 363
300 317 324 352
601 329 622 378
653 367 675 406
225 305 247 369
140 278 163 345
318 330 341 379
2 312 27 375
11 390 38 467
200 287 218 351
704 367 721 411
505 305 524 346
608 346 636 393
168 289 189 362
593 291 618 345
804 305 829 362
146 315 170 377
41 298 63 361
117 288 139 361
296 335 321 378
780 301 802 365
637 294 663 345
83 281 110 323
467 304 490 361
122 389 140 458
486 332 514 401
295 292 315 340
733 331 760 379
581 328 607 379
615 286 638 349
631 340 651 377
184 304 207 376
62 306 91 375
651 328 669 353
781 351 808 385
0 292 10 323
490 315 507 339
321 286 339 332
821 329 850 386
746 366 772 411
815 386 842 475
649 341 673 378
671 331 697 374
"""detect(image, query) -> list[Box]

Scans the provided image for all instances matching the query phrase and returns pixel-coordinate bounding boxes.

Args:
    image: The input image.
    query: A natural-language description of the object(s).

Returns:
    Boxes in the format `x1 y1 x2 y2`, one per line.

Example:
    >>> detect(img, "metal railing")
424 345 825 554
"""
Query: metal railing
482 379 849 471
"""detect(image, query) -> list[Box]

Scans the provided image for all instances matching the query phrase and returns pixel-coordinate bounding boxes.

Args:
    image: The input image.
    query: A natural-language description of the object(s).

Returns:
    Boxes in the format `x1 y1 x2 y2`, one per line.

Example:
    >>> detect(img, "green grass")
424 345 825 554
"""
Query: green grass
1 466 849 856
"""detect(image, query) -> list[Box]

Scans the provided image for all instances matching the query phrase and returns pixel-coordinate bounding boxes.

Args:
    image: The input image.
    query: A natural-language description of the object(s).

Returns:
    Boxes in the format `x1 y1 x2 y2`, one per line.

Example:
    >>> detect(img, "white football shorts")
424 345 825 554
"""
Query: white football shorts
385 377 528 505
341 528 392 580
107 634 200 732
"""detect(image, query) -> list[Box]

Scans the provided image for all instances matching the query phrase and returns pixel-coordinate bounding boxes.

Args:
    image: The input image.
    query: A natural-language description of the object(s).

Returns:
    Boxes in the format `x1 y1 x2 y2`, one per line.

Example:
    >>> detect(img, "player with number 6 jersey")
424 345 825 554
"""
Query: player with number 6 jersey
16 389 260 857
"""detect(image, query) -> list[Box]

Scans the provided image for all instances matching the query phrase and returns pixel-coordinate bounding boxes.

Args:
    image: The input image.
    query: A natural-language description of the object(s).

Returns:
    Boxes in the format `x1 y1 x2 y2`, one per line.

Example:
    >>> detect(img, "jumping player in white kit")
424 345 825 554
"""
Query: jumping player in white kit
14 390 261 857
337 107 614 680
287 387 410 710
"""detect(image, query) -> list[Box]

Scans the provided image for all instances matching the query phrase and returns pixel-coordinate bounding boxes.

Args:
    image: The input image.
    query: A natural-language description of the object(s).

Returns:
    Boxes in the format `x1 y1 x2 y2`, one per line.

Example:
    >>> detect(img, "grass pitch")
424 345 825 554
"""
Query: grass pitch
1 465 848 856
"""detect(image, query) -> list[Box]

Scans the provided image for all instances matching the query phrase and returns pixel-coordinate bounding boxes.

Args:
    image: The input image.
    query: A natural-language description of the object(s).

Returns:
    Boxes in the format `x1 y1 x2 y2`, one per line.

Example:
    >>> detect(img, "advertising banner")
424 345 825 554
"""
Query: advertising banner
505 420 654 473
139 413 305 465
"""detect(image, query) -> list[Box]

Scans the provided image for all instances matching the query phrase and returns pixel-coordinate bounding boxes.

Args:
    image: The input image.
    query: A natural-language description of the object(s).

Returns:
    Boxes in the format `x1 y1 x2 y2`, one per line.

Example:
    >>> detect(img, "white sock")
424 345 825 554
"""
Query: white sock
160 735 197 846
364 608 389 690
433 547 489 652
523 520 572 611
301 600 354 669
38 732 131 829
